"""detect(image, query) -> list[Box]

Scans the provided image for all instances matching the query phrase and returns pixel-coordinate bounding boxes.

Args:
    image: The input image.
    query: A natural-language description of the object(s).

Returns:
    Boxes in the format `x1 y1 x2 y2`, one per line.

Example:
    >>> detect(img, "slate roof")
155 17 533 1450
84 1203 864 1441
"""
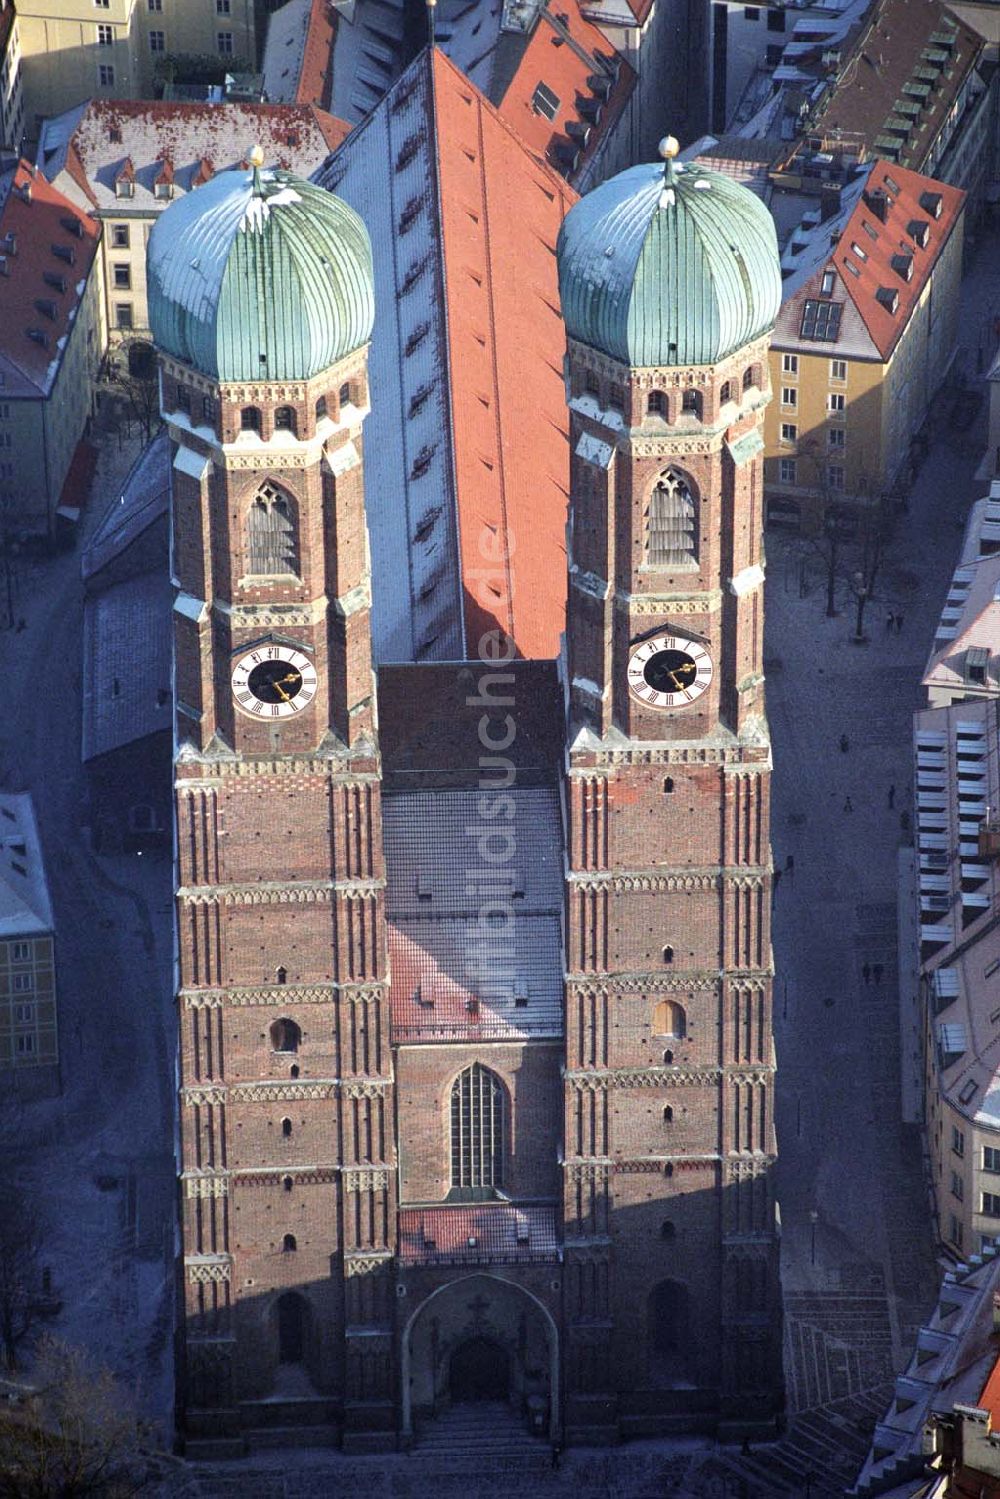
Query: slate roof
81 431 170 584
383 786 564 1042
0 795 53 939
493 1 635 184
0 160 100 399
774 160 965 363
82 571 173 762
314 47 576 665
399 1204 560 1264
36 100 349 214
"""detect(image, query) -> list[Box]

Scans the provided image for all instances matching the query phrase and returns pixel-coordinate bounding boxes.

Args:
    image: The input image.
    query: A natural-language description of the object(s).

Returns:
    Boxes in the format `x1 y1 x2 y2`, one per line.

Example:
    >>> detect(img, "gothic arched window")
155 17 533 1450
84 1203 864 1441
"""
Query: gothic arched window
274 406 296 434
681 389 702 419
246 483 298 577
646 469 696 568
647 390 667 417
450 1063 506 1197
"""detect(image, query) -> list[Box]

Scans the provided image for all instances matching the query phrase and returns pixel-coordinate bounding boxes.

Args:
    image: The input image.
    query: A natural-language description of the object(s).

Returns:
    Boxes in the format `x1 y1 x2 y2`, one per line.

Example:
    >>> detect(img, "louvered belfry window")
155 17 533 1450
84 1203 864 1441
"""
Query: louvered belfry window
646 468 696 567
246 483 297 576
451 1064 505 1193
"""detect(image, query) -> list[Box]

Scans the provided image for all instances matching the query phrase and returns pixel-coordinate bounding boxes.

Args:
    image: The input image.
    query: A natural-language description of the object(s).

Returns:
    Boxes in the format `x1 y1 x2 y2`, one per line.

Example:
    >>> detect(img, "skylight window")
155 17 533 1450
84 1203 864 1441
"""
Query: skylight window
800 299 843 341
532 82 560 121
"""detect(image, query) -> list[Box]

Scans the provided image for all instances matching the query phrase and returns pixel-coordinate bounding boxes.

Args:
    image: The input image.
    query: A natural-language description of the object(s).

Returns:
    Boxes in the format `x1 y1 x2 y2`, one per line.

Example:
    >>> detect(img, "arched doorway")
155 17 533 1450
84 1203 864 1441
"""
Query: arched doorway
402 1274 559 1439
276 1291 306 1364
449 1337 510 1403
648 1278 693 1386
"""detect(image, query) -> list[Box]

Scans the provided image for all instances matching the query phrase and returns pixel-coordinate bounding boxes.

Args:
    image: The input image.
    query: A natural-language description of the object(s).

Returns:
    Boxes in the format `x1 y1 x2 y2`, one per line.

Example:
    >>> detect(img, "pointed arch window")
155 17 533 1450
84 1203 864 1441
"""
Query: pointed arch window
646 469 696 568
246 482 298 577
450 1063 505 1198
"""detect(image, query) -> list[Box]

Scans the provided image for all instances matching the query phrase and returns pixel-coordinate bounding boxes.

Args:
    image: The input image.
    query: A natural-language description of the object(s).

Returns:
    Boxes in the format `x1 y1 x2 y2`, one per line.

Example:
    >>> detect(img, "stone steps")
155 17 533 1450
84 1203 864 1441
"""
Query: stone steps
245 1425 340 1452
413 1401 549 1462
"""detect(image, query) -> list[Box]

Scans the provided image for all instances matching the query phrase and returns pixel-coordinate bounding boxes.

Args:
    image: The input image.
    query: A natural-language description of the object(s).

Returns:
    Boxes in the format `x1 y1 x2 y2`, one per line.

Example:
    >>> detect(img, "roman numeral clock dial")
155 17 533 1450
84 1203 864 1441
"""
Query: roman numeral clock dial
627 633 713 709
231 645 317 718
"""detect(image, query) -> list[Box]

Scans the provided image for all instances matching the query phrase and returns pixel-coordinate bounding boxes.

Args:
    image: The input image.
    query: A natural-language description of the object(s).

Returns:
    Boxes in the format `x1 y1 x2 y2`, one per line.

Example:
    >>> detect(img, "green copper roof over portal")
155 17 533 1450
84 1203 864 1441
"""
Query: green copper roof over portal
147 162 374 382
557 147 781 369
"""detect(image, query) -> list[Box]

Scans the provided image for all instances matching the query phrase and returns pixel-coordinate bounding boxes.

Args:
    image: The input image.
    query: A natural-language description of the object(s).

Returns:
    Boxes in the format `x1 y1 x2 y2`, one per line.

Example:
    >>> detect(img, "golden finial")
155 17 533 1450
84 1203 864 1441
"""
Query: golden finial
249 144 265 168
657 135 680 206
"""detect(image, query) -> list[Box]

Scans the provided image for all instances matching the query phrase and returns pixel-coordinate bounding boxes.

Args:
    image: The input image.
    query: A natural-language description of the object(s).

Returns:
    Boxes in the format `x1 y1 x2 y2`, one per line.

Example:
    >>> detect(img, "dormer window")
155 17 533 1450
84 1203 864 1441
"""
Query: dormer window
115 176 134 199
821 268 835 295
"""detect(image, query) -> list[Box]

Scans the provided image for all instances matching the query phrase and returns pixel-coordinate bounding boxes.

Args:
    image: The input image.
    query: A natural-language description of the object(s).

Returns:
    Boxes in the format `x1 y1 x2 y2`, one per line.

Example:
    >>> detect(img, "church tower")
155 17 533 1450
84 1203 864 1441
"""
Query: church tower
148 155 396 1453
556 140 784 1440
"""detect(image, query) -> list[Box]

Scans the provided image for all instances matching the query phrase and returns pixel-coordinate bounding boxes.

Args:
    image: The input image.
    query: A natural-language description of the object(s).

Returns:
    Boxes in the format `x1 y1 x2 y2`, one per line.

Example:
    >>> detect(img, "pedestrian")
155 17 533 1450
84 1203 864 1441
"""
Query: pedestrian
840 733 850 753
785 854 795 874
862 963 871 985
844 796 853 813
886 612 894 633
895 612 904 634
773 868 782 895
873 963 883 985
888 784 896 810
551 1443 562 1472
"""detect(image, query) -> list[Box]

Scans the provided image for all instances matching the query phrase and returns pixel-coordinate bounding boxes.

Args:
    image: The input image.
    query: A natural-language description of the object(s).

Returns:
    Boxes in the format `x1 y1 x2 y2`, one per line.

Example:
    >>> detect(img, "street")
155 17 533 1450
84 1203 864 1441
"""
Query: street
1 422 175 1434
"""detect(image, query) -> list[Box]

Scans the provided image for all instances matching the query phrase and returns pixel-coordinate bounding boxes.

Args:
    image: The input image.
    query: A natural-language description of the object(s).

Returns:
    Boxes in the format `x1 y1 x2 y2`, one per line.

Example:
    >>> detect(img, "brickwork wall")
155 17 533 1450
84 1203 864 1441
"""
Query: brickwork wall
170 341 396 1436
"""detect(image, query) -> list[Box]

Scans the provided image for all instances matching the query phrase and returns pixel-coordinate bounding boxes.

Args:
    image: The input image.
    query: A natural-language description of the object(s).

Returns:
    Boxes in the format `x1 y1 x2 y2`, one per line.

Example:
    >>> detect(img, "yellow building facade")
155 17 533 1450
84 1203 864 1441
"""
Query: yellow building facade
764 160 965 534
16 0 255 135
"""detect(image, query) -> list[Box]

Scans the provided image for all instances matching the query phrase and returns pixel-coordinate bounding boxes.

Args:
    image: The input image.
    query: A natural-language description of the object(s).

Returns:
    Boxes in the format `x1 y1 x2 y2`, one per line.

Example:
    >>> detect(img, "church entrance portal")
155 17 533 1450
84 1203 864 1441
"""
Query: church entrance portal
402 1274 559 1439
277 1291 306 1363
449 1337 510 1403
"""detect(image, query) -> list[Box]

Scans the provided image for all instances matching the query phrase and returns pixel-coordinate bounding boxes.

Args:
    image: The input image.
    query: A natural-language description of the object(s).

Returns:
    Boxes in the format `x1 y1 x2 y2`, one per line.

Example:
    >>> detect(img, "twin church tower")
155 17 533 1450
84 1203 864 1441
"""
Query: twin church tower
148 133 783 1453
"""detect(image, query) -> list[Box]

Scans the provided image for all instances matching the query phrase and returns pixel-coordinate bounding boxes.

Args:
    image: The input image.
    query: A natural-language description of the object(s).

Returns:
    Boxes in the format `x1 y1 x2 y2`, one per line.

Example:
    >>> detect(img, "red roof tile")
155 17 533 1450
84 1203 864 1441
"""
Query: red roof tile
981 1350 1000 1424
496 3 635 184
296 0 337 110
433 48 577 659
399 1204 560 1265
831 160 965 361
0 162 100 396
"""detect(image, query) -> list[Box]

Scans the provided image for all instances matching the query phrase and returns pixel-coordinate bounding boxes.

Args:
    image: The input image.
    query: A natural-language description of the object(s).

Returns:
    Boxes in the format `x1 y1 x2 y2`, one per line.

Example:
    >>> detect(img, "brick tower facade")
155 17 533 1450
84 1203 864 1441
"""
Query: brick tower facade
561 336 782 1439
169 345 397 1451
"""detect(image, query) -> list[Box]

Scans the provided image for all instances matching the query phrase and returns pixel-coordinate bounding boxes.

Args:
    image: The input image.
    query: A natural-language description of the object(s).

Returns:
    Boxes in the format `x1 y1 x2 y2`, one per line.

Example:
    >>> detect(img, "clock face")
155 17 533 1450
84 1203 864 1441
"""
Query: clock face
627 633 713 709
231 645 316 719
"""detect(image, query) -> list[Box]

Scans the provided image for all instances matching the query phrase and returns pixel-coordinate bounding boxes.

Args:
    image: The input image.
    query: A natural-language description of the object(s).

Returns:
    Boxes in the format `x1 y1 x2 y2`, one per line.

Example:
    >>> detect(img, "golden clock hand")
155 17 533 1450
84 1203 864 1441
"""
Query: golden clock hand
272 680 291 702
667 670 684 689
274 672 301 686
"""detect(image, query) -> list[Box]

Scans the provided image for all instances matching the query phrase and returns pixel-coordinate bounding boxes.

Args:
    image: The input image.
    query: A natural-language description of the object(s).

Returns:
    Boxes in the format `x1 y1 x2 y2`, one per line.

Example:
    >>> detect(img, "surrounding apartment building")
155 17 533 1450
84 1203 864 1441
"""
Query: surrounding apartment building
0 0 25 150
36 100 348 345
780 0 995 228
763 159 964 533
0 157 102 538
15 0 257 137
852 1248 1000 1496
917 496 1000 1262
0 793 57 1098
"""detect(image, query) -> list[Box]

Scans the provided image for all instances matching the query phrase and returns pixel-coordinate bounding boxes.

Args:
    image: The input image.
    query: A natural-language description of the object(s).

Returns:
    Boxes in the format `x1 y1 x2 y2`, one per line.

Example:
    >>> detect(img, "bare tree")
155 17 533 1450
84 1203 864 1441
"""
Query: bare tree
0 1171 42 1372
849 483 889 643
798 438 845 617
0 1337 153 1498
113 342 160 446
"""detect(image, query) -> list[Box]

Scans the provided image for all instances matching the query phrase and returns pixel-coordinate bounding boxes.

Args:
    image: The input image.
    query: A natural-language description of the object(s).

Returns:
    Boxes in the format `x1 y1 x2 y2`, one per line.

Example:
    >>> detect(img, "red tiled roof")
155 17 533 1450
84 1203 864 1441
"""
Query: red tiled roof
399 1205 560 1265
296 0 337 110
0 162 100 396
496 3 635 184
433 48 577 659
831 160 965 361
980 1350 1000 1424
